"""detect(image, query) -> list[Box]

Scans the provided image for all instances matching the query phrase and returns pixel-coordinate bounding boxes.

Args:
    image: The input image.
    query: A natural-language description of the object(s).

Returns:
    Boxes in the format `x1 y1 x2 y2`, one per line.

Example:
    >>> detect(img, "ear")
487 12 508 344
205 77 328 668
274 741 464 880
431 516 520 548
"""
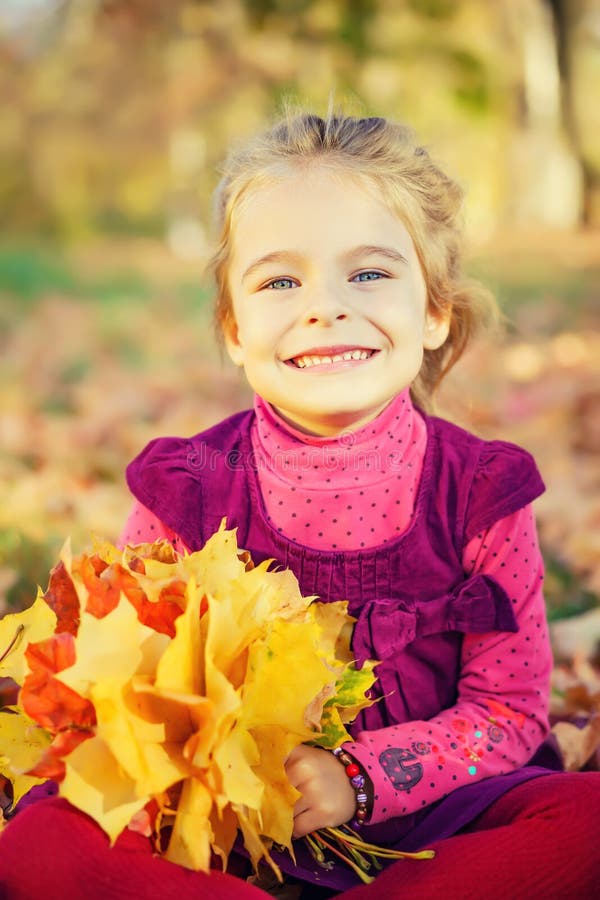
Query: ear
223 319 245 367
423 306 451 350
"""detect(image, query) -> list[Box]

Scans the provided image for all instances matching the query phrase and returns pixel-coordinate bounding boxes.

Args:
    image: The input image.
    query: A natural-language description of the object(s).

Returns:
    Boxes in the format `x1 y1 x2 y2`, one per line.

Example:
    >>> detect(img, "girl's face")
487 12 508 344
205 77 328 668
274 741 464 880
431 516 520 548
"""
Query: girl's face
225 167 449 436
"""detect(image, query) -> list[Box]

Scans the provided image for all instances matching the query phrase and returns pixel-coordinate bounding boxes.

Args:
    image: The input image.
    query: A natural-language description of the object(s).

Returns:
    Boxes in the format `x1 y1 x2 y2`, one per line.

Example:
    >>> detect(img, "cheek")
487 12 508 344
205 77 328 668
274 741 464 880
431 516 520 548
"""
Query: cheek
383 303 425 339
236 319 277 359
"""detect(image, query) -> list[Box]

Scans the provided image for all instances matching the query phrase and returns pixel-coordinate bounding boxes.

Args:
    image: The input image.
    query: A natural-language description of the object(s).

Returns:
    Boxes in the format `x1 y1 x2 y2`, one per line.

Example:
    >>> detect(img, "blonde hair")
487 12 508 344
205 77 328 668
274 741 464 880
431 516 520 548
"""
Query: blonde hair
209 110 497 409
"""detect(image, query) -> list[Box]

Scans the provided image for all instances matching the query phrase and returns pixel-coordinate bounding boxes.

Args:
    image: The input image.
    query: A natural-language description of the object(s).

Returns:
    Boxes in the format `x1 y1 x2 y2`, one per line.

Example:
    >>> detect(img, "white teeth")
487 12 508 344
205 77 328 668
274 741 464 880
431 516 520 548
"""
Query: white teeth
292 350 373 368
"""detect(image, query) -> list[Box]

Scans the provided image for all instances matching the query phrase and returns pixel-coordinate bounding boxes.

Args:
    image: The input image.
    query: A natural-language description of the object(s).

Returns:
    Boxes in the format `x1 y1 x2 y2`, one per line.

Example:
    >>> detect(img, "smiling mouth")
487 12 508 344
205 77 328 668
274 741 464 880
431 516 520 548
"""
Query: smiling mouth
287 349 378 369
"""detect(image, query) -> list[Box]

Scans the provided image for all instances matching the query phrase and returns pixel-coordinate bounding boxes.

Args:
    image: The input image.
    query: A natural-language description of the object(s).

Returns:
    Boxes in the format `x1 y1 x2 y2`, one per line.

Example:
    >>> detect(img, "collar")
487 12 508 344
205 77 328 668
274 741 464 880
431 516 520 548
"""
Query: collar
252 389 425 491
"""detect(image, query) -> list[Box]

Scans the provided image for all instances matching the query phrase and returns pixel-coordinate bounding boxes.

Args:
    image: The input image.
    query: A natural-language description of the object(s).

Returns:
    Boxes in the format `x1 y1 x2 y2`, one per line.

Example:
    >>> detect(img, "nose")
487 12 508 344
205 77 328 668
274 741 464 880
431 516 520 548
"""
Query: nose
302 286 349 326
306 310 347 325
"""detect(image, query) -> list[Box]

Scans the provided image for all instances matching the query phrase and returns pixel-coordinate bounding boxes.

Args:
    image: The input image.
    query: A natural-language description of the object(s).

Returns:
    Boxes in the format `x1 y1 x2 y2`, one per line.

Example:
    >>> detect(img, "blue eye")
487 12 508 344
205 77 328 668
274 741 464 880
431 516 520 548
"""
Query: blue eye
353 271 385 282
266 277 296 290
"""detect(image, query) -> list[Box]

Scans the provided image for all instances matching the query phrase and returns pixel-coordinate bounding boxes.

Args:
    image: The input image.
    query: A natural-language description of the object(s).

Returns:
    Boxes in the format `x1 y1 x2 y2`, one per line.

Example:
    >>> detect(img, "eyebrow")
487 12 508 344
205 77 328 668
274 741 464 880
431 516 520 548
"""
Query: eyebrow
242 251 303 282
241 244 408 282
345 244 409 266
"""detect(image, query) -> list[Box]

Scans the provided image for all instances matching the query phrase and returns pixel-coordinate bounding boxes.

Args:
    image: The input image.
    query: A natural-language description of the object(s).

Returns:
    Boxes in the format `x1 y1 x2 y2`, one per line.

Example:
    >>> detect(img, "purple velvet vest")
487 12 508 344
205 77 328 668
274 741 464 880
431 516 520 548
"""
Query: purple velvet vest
127 409 559 888
126 409 544 734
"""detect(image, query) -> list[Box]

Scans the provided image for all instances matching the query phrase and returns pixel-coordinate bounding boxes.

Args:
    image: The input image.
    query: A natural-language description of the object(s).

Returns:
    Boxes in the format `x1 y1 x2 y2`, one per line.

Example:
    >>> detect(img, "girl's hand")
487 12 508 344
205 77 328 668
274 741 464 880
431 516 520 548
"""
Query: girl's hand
285 744 357 838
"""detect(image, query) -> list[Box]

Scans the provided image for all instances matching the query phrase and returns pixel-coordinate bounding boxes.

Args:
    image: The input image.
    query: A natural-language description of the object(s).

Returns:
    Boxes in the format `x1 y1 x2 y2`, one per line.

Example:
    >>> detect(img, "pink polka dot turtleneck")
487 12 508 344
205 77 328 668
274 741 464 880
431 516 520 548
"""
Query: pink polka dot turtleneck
251 388 423 550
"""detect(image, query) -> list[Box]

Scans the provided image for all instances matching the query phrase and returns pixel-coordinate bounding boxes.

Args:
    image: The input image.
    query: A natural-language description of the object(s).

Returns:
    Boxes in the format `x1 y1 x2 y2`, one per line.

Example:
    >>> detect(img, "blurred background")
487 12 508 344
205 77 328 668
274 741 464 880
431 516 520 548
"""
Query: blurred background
0 0 599 718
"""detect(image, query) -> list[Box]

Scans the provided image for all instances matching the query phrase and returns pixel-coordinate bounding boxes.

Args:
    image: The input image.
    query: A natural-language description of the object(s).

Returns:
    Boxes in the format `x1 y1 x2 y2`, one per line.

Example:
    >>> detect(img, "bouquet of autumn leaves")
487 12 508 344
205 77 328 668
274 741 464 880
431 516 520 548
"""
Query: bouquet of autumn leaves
0 524 406 882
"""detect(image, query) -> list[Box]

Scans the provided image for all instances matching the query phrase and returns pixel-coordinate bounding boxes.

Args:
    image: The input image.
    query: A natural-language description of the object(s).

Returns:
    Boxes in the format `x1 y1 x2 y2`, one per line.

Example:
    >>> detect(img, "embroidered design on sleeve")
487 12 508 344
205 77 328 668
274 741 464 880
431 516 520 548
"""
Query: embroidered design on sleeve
379 747 424 791
411 741 430 755
487 724 504 744
484 698 526 729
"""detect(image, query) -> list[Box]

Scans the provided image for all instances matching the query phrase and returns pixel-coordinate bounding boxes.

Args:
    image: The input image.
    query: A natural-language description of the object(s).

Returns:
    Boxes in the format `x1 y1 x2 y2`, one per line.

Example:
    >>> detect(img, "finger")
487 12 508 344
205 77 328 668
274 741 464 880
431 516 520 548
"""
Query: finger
292 808 321 839
285 758 313 789
292 795 311 819
292 803 340 839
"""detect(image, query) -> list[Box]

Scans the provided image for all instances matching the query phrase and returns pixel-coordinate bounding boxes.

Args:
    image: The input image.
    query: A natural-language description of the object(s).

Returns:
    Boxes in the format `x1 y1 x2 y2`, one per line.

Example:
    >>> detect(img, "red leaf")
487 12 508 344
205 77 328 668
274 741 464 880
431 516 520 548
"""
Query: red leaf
0 677 19 708
129 556 146 575
43 560 80 635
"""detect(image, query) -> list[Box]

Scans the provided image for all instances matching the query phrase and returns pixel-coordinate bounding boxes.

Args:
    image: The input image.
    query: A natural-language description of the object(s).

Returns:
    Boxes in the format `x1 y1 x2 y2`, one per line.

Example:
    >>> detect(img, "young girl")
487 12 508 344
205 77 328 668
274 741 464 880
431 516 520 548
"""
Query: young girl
2 111 599 900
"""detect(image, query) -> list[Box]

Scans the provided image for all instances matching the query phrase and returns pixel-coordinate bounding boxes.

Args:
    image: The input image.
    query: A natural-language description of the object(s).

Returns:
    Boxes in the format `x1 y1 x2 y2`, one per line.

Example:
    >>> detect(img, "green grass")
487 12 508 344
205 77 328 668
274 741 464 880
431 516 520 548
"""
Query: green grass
0 528 64 614
467 262 599 333
0 246 77 300
542 550 599 622
0 244 213 307
0 245 150 305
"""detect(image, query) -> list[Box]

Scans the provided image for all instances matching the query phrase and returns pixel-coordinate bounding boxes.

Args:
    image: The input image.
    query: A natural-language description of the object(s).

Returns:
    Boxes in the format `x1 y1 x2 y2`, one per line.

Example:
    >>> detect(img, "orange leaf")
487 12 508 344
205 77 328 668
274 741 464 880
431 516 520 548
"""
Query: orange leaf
104 564 182 637
106 564 147 608
25 632 76 676
20 634 96 733
26 752 65 781
43 561 80 635
21 673 96 733
75 557 181 636
27 728 93 781
78 555 120 618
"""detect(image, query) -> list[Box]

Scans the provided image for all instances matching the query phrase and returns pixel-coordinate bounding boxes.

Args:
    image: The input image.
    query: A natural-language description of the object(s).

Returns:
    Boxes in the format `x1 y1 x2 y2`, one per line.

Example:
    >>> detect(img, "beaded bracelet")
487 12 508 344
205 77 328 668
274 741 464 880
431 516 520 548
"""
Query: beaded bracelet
332 747 370 829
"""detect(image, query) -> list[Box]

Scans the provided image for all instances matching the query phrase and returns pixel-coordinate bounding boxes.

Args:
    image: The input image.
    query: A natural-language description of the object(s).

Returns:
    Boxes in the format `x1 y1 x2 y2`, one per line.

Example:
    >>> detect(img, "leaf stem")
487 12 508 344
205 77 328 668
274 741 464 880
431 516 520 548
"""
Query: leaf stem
0 625 24 666
312 833 375 884
325 826 435 860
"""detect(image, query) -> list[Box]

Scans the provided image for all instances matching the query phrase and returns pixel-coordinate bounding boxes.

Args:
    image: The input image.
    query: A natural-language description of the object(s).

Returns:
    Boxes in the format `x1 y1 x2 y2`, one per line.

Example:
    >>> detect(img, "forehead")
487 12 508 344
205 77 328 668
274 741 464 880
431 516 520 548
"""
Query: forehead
229 165 417 266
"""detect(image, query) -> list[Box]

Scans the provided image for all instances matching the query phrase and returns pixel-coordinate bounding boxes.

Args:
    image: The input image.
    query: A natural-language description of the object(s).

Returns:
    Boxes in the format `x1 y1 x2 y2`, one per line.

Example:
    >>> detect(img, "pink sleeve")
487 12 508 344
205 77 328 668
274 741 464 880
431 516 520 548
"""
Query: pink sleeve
118 501 189 554
345 504 552 825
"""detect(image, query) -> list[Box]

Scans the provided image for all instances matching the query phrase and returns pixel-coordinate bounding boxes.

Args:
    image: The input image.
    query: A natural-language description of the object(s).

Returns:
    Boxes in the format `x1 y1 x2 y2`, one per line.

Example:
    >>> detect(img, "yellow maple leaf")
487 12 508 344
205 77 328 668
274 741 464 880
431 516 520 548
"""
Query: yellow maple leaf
166 776 213 871
0 708 51 805
212 726 263 810
0 593 57 685
60 734 146 843
236 804 282 880
154 576 203 696
241 619 333 737
249 725 302 848
311 600 355 667
90 678 186 798
55 598 169 697
208 802 239 872
185 526 247 596
129 675 214 746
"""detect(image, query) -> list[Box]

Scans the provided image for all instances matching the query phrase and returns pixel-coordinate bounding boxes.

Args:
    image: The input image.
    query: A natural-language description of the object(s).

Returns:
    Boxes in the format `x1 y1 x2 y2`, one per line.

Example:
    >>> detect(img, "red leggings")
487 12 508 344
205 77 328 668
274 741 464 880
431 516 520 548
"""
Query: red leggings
1 773 599 900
